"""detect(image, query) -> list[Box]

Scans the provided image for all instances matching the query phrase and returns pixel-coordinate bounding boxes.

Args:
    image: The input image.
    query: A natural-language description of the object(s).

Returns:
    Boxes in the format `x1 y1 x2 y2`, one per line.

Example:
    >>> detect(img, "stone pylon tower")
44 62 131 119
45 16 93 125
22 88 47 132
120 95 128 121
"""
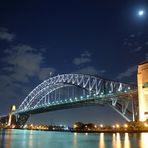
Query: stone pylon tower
8 105 16 126
137 61 148 121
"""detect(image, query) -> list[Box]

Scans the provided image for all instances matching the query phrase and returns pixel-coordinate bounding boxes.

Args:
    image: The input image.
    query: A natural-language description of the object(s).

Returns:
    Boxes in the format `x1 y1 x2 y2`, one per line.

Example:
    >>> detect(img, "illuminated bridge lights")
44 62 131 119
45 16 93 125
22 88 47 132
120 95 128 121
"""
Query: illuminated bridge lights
14 73 137 125
75 97 78 101
101 92 104 95
87 95 90 98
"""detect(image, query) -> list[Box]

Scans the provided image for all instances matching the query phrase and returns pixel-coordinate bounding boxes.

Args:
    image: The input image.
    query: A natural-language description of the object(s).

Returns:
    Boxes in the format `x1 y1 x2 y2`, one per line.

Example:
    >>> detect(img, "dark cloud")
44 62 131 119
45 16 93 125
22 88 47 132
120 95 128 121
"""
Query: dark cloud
74 66 106 75
0 27 15 42
145 41 148 46
116 65 137 80
73 51 91 65
123 32 148 55
130 34 135 38
131 46 143 53
0 44 56 108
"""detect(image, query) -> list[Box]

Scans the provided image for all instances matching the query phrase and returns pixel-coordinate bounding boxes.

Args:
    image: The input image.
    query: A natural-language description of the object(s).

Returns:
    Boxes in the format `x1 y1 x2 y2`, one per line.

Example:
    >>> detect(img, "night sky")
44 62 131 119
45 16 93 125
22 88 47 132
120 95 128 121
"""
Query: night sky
0 0 148 126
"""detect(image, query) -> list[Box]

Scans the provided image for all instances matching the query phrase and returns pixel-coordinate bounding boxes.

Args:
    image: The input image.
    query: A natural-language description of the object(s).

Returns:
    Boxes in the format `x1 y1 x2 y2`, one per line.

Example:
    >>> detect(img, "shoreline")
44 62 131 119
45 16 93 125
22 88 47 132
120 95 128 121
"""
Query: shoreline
1 128 148 133
70 130 148 133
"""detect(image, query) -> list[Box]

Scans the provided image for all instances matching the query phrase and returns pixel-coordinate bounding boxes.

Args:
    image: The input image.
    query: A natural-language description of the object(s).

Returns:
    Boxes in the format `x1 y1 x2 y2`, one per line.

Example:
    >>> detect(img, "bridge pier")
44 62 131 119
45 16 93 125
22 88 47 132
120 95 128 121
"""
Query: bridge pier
8 105 17 126
137 61 148 121
15 114 30 128
0 105 30 128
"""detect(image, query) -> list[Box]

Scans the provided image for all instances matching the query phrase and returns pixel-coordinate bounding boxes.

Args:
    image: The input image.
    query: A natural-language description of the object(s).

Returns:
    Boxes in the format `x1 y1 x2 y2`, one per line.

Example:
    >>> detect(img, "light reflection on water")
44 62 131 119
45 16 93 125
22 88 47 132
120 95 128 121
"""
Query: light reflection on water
0 129 148 148
73 132 77 148
140 133 148 148
99 133 105 148
124 133 130 148
112 133 116 148
116 133 121 148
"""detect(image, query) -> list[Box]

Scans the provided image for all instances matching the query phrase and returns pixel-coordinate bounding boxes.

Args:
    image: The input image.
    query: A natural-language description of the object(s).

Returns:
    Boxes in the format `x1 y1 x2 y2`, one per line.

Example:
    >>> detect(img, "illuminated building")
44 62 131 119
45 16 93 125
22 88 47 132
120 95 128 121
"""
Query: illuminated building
137 61 148 121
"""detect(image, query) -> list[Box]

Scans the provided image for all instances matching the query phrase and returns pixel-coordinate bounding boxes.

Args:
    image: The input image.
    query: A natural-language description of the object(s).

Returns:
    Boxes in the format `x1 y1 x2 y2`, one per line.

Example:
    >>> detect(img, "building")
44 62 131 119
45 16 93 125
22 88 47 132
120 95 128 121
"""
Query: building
137 61 148 121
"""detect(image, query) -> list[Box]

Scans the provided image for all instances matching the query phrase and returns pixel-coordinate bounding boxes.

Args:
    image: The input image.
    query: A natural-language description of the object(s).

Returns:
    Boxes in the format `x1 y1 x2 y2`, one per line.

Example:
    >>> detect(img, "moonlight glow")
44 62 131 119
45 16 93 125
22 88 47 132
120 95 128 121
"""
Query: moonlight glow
138 10 144 16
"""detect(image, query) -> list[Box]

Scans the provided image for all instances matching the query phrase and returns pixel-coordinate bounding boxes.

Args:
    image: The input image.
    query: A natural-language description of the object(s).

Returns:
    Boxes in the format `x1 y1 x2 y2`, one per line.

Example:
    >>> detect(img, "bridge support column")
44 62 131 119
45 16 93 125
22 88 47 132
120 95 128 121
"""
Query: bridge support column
7 105 16 126
15 114 30 128
137 61 148 121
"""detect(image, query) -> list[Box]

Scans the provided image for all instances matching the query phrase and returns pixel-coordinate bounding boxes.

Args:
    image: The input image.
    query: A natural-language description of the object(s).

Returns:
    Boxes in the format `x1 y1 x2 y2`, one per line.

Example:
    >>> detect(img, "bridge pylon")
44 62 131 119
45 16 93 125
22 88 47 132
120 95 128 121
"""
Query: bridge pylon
8 105 16 126
137 61 148 121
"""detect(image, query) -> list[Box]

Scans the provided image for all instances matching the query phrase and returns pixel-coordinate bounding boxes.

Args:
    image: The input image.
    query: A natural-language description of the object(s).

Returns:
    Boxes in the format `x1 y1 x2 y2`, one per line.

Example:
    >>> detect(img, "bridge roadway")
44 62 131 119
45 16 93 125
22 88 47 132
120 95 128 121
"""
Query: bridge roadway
0 73 138 128
16 89 137 115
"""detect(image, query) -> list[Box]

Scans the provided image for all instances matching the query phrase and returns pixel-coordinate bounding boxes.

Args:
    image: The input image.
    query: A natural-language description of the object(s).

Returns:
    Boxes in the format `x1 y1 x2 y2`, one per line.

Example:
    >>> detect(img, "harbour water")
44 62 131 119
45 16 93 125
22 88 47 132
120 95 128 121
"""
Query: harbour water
0 129 148 148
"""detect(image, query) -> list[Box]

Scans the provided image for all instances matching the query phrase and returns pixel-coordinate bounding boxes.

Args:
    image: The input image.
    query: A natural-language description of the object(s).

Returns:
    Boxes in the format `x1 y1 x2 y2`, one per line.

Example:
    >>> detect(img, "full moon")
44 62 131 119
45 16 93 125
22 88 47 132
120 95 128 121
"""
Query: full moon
138 10 144 16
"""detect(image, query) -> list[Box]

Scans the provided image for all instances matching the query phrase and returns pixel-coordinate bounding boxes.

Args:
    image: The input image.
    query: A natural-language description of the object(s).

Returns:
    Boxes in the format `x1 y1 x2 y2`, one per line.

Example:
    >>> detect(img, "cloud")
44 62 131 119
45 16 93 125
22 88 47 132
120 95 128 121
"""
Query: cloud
74 66 106 75
1 44 56 82
81 51 91 57
38 67 56 80
130 46 143 53
73 51 91 65
0 44 56 110
0 27 15 42
130 34 135 38
123 32 148 54
73 57 91 65
145 41 148 46
116 65 137 80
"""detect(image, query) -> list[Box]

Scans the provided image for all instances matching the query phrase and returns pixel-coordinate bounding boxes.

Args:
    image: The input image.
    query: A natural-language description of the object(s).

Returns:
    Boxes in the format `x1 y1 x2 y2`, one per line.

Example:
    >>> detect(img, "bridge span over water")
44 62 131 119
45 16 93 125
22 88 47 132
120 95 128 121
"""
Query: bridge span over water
0 73 138 128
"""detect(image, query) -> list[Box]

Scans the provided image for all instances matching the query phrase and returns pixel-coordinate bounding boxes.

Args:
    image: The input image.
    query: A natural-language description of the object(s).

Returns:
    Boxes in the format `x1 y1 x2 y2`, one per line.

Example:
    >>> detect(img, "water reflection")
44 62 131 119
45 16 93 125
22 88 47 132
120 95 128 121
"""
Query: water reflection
0 129 148 148
112 133 116 148
29 130 33 148
112 133 122 148
116 133 121 148
140 133 148 148
73 132 77 148
124 133 130 148
99 133 105 148
0 129 11 148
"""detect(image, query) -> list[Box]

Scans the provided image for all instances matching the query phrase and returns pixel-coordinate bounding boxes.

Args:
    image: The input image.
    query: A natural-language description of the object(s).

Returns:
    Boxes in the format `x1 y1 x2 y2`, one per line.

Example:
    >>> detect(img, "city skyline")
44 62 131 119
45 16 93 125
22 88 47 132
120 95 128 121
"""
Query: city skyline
0 0 148 125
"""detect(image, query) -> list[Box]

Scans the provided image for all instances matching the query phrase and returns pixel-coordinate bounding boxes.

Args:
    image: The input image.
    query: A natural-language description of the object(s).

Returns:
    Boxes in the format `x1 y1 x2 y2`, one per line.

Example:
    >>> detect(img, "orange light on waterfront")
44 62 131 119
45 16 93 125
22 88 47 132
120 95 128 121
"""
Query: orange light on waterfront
11 124 15 129
73 124 77 129
144 123 148 127
124 124 128 128
116 124 120 128
94 125 97 128
100 124 103 128
112 125 115 129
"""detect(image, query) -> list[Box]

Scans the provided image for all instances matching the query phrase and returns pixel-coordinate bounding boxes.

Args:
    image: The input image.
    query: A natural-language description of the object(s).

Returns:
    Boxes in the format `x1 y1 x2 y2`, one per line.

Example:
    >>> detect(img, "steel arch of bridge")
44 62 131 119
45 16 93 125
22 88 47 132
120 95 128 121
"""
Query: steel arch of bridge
17 74 137 121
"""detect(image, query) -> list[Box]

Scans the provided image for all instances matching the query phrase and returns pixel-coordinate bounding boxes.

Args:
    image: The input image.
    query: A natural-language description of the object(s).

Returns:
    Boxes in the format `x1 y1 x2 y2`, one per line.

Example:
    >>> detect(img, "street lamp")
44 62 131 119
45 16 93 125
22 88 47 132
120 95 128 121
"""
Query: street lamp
116 124 120 128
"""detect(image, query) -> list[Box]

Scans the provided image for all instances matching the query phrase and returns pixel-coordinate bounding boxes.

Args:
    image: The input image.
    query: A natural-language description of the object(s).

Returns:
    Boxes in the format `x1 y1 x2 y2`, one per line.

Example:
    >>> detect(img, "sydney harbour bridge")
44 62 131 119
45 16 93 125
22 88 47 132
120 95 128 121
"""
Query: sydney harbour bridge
0 73 138 128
